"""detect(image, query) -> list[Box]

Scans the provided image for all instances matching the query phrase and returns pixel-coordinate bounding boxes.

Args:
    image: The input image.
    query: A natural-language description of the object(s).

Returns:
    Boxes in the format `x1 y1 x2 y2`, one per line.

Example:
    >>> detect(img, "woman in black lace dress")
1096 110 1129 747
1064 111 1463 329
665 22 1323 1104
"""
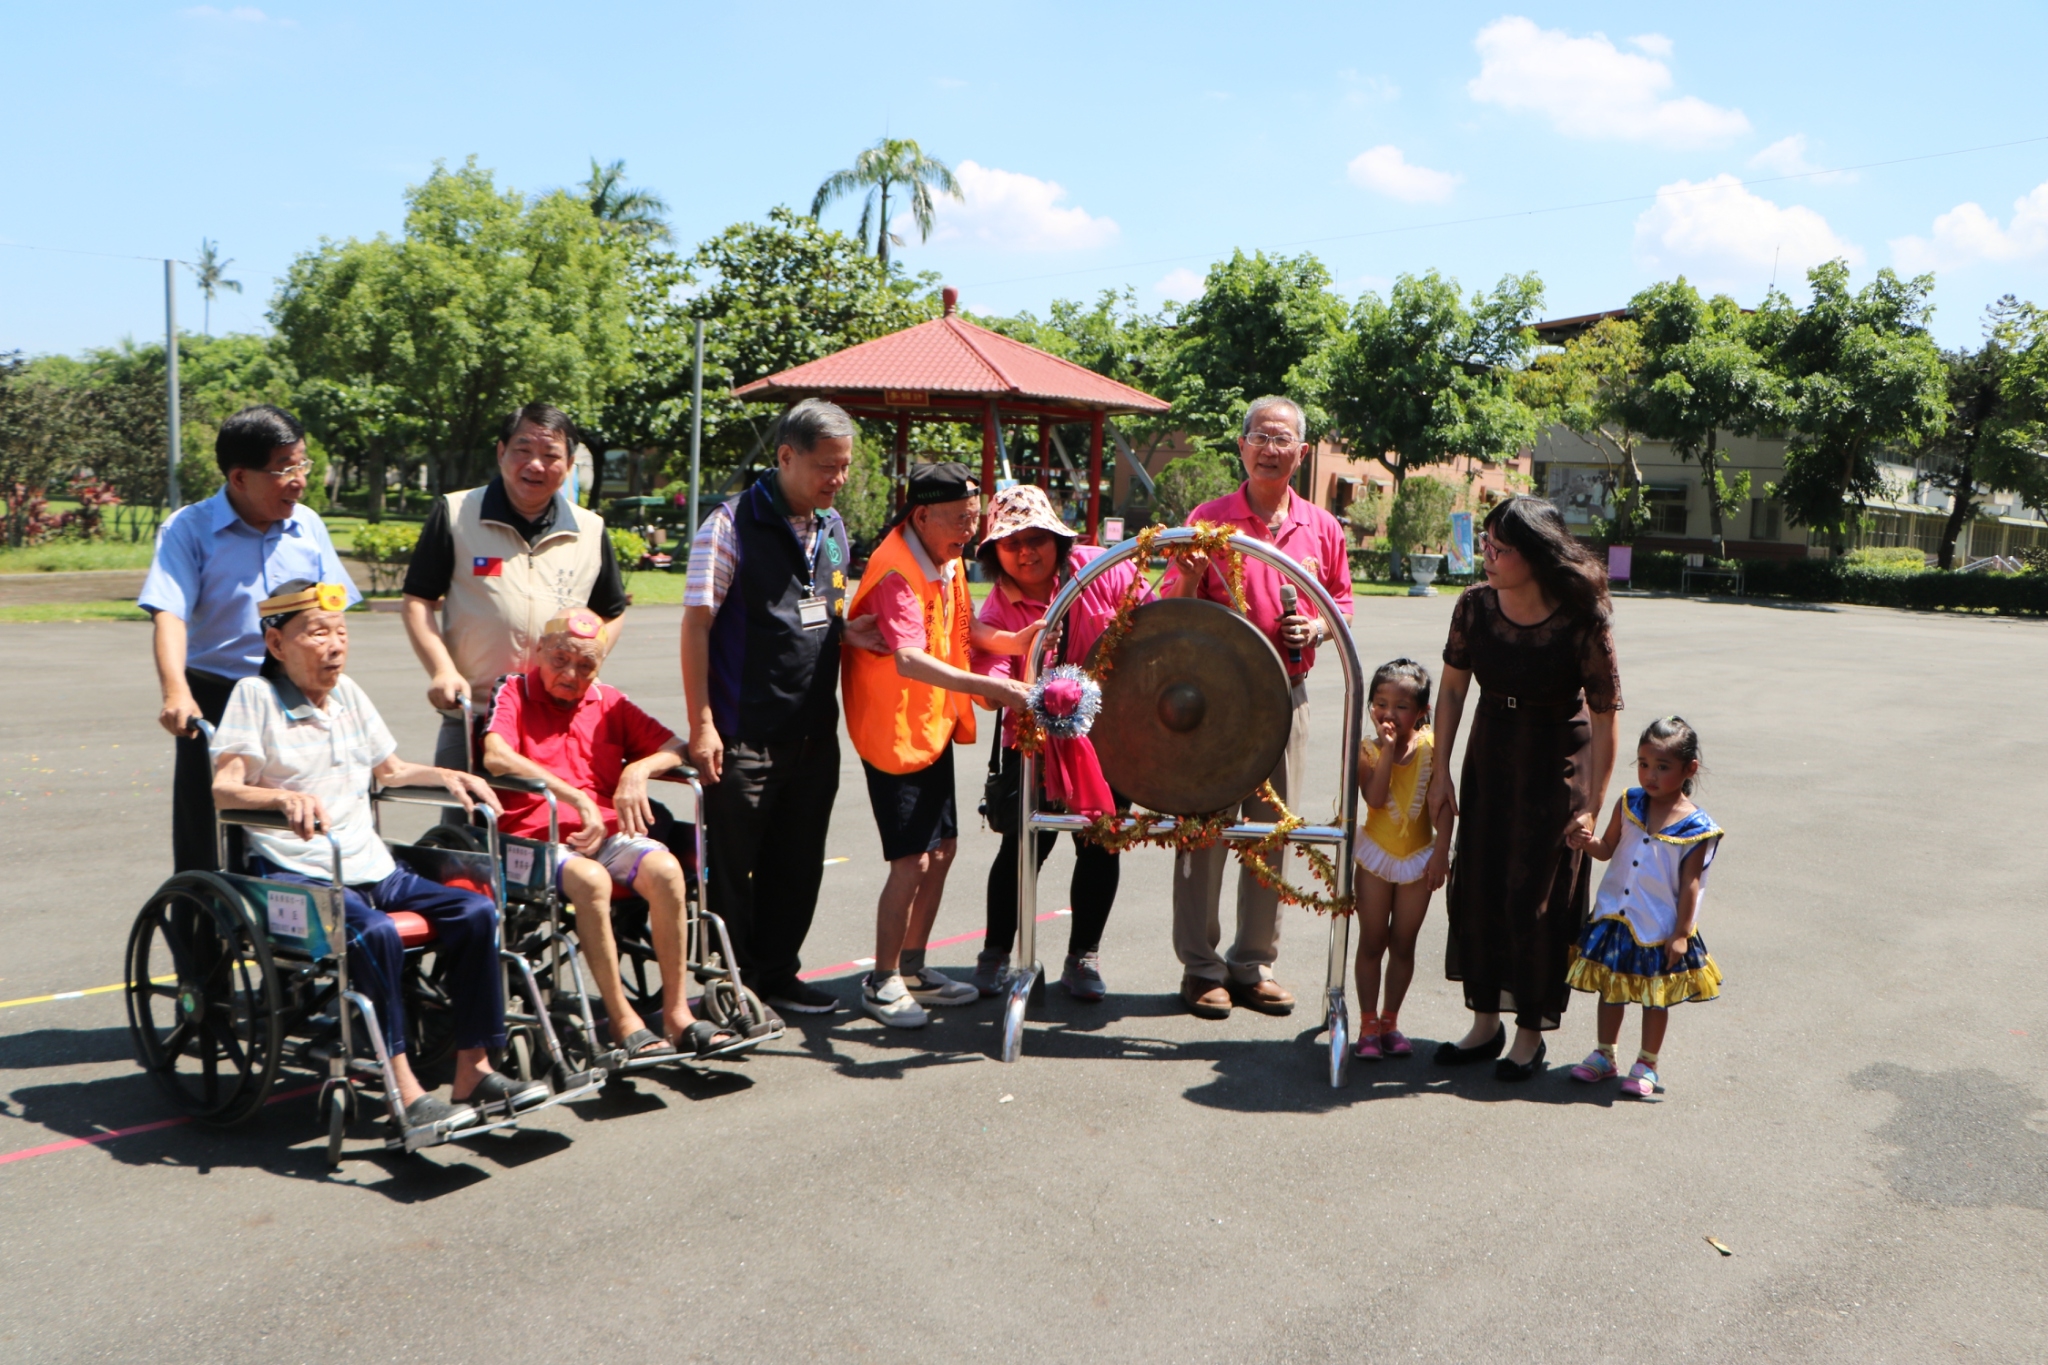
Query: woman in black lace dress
1426 497 1621 1081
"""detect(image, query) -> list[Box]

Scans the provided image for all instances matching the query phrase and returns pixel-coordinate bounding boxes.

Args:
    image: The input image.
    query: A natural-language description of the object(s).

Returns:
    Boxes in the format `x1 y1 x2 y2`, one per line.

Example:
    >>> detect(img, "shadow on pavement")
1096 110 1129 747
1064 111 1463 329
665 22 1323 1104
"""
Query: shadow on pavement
763 990 1623 1112
0 1025 136 1070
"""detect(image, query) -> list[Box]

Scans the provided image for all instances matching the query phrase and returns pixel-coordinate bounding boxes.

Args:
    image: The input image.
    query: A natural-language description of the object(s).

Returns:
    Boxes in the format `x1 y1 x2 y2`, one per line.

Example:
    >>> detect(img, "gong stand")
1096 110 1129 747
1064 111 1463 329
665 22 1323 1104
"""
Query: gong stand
1003 529 1365 1088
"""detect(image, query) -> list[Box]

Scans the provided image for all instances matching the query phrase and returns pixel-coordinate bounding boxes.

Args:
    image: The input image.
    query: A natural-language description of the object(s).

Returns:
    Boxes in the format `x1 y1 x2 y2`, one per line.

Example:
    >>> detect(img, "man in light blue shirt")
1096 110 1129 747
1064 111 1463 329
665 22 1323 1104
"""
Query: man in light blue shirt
138 404 358 871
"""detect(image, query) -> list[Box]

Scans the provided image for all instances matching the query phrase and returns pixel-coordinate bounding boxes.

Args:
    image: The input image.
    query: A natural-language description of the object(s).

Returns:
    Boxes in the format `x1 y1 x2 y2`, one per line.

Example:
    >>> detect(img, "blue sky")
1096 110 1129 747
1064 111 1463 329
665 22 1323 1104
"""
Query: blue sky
6 2 2047 357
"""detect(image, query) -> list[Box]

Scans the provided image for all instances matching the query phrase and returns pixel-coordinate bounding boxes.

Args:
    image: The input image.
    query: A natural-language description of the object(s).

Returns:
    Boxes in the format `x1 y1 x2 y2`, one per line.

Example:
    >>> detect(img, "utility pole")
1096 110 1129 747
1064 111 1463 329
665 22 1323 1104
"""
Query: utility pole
164 259 182 509
687 320 704 544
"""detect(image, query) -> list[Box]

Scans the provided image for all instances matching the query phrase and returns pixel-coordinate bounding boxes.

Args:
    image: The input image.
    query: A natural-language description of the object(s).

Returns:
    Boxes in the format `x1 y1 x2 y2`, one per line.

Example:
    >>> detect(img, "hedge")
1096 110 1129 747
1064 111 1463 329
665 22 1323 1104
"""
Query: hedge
1615 548 2048 615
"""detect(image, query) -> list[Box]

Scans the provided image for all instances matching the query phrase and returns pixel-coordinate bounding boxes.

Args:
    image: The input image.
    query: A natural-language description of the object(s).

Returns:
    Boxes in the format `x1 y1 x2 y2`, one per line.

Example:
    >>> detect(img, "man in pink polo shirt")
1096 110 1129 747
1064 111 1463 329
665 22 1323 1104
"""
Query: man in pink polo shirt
1165 395 1354 1020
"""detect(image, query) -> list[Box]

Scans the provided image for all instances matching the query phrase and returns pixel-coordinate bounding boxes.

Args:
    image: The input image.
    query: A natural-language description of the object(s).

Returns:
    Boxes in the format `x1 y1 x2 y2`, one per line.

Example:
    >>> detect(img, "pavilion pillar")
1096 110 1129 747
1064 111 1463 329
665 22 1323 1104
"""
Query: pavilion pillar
893 415 910 513
981 401 999 519
1035 420 1050 489
1087 411 1105 544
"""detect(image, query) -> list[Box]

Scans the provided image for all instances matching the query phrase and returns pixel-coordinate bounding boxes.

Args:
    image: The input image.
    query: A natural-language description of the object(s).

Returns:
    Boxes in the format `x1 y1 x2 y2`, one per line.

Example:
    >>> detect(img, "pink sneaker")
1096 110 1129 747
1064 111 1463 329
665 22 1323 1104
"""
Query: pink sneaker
1620 1062 1663 1098
1352 1016 1382 1061
1570 1050 1618 1083
1378 1017 1412 1057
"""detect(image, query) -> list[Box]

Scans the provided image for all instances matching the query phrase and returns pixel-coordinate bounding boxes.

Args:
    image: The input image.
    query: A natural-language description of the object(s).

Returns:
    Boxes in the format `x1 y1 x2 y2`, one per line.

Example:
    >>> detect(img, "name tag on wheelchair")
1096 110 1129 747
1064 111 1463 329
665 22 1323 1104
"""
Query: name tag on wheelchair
797 595 830 629
257 883 332 956
506 845 534 886
500 837 551 899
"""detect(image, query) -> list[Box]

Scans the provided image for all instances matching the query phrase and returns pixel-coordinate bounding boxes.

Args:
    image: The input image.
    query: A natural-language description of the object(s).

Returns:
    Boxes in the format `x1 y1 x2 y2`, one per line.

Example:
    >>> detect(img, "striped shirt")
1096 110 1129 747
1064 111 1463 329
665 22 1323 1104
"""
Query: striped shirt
211 674 398 883
683 501 821 611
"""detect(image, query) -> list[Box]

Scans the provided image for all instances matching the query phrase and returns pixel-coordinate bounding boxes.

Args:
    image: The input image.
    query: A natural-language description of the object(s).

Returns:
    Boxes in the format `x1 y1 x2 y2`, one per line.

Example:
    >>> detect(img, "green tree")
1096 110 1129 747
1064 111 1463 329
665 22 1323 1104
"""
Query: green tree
681 206 936 478
1615 279 1779 559
582 158 671 243
1387 474 1457 554
274 157 635 515
1319 268 1544 493
191 238 241 337
1165 250 1344 447
1517 316 1652 539
1924 297 2048 568
811 138 961 271
1151 449 1242 527
1751 260 1948 548
835 431 893 549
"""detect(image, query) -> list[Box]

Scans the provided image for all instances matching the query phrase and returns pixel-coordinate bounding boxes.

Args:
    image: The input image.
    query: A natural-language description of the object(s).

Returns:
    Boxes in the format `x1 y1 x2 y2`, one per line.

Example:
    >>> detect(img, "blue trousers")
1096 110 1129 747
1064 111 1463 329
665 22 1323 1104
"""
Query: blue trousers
255 860 506 1056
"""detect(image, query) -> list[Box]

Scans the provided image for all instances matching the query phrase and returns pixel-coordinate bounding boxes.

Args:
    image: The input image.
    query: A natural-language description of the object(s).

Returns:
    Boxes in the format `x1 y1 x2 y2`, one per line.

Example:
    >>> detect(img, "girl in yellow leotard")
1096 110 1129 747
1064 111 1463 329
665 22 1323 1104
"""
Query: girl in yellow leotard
1352 659 1456 1060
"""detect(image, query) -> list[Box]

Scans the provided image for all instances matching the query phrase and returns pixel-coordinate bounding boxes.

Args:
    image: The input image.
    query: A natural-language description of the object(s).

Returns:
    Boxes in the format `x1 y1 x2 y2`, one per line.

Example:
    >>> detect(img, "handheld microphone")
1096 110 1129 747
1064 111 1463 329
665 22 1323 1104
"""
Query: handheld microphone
1279 584 1302 667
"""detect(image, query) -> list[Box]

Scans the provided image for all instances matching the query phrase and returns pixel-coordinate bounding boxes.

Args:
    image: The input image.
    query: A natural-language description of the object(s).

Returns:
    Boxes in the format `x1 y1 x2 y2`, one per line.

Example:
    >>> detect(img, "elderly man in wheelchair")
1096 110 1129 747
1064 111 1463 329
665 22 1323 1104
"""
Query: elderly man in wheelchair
209 579 551 1132
478 607 744 1063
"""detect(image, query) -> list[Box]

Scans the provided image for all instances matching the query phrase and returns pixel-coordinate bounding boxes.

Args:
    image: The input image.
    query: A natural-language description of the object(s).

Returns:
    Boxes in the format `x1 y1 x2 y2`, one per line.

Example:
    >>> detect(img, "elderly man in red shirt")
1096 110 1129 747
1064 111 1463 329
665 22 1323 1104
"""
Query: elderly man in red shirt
481 608 737 1061
1165 395 1355 1020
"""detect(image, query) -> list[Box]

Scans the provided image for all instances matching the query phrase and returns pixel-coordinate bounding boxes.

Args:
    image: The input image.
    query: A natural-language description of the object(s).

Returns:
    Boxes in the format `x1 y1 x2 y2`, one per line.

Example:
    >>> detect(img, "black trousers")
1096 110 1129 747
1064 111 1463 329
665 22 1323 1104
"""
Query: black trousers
982 746 1120 960
172 670 240 874
703 731 840 990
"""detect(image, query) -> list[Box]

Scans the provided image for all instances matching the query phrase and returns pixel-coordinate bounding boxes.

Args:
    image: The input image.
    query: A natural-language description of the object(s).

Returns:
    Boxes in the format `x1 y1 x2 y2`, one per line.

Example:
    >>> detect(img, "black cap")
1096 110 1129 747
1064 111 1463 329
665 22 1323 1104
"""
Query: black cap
906 461 979 507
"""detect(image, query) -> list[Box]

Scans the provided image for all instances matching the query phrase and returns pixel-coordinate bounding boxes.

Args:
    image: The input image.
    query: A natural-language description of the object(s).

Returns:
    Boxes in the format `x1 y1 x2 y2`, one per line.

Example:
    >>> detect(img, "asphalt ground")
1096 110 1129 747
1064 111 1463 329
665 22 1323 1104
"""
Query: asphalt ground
0 594 2044 1362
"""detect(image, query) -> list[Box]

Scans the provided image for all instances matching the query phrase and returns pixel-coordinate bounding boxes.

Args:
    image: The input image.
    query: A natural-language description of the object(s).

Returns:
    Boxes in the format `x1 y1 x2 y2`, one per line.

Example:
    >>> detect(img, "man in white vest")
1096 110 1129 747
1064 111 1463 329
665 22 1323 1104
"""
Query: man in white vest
401 402 630 773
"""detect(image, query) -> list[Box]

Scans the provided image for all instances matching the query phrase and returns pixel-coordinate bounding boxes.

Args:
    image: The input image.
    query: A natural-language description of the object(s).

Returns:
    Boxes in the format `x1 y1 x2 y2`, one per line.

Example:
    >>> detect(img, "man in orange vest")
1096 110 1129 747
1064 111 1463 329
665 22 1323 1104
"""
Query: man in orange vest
843 463 1032 1027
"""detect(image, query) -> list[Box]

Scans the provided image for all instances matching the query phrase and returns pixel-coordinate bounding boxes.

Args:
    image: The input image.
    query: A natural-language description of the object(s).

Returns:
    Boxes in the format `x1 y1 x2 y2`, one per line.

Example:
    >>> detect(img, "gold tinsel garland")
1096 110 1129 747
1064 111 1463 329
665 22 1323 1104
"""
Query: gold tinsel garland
1013 523 1354 917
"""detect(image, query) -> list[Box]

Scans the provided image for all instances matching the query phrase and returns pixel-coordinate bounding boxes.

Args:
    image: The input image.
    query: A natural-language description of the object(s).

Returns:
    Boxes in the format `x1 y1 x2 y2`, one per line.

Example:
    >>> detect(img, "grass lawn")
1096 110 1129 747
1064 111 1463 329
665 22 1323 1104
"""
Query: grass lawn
0 600 150 623
0 541 157 573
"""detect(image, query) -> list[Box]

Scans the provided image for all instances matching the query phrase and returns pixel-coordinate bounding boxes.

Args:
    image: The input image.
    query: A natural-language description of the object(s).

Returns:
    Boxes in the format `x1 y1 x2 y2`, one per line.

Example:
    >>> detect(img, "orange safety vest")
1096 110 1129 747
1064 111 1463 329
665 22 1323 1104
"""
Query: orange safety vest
842 523 979 774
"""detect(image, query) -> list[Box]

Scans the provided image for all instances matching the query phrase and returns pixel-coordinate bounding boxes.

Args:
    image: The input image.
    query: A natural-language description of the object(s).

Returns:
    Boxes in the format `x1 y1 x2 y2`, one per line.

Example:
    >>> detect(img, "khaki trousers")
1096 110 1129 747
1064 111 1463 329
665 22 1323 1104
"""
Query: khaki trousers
1172 682 1309 986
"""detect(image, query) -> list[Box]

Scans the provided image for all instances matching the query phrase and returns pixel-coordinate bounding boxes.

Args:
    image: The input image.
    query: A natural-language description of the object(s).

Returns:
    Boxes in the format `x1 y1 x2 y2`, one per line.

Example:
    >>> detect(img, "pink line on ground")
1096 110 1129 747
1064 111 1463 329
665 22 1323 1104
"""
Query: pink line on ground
0 1082 322 1168
796 909 1069 982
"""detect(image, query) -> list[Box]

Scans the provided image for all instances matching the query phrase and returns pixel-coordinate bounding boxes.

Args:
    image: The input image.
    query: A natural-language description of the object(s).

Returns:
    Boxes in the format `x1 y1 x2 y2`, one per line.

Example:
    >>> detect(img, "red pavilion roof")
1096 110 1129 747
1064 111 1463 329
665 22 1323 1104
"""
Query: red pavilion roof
732 306 1170 416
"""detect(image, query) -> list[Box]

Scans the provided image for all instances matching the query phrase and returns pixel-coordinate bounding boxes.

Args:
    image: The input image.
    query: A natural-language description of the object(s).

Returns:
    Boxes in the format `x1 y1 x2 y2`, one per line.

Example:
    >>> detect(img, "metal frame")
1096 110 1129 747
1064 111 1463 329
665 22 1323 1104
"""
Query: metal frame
1000 528 1365 1087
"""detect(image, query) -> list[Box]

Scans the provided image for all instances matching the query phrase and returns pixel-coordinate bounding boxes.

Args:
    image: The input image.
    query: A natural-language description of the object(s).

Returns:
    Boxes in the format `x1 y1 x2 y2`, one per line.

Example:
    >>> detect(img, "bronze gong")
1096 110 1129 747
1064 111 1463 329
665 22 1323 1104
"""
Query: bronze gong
1086 597 1293 816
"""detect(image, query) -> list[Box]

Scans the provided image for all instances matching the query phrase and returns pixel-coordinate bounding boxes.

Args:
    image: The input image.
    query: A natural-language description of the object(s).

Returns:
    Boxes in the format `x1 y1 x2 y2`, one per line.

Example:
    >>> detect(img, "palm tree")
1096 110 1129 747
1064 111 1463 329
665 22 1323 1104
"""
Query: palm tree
192 238 241 336
811 138 961 270
583 158 672 243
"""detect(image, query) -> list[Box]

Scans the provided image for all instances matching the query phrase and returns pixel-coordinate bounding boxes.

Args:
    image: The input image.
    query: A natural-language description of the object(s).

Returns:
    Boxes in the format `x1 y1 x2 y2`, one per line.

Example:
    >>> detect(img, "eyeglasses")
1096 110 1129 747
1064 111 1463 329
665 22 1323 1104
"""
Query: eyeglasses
1242 433 1300 450
1479 533 1518 559
257 461 314 480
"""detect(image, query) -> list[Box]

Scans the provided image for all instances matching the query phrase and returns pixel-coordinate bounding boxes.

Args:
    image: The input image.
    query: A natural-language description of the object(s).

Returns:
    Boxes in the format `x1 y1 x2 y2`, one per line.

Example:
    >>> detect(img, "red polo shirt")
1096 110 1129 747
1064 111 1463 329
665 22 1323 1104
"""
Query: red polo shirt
486 671 676 840
1168 484 1354 678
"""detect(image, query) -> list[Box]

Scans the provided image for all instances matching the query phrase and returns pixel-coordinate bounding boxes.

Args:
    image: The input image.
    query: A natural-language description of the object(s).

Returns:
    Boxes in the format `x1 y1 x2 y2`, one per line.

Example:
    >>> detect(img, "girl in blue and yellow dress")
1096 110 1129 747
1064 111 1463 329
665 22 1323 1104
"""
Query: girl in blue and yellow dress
1352 660 1456 1061
1564 716 1724 1098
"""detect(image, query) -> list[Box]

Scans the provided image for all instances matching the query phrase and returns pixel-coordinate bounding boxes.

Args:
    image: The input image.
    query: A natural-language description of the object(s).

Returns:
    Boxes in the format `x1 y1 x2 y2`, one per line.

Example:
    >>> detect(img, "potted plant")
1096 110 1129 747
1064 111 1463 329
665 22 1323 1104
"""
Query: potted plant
1388 476 1456 596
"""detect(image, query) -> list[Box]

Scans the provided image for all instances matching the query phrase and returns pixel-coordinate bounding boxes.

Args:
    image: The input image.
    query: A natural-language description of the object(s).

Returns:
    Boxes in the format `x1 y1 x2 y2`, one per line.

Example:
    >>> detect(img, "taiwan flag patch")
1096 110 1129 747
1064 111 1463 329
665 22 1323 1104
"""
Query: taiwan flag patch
472 557 504 577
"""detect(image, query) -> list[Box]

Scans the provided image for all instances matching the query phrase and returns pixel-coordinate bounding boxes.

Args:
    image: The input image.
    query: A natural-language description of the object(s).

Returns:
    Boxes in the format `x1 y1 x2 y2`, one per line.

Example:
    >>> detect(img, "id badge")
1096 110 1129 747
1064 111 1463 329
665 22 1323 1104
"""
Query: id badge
797 595 831 629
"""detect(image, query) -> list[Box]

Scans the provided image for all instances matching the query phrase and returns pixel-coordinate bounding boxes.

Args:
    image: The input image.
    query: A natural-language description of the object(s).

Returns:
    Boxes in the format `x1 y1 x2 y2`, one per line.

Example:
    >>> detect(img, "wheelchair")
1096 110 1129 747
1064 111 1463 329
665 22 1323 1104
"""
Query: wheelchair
122 726 601 1168
420 698 781 1086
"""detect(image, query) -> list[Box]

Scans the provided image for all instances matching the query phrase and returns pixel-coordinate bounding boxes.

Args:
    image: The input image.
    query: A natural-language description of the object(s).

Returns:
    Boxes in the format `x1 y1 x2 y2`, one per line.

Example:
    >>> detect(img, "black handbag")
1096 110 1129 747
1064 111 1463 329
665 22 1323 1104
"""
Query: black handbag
979 731 1019 834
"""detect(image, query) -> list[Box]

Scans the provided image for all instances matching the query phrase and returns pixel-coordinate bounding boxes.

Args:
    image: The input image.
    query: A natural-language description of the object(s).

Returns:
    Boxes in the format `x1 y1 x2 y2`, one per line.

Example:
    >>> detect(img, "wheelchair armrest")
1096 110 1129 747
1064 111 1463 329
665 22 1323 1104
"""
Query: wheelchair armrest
372 785 462 804
487 774 549 795
217 807 294 831
650 764 701 784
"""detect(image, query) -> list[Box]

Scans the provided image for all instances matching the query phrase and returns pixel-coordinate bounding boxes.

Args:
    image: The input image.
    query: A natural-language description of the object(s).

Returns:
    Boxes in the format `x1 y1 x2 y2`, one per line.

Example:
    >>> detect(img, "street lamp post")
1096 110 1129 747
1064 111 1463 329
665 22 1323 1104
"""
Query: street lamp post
687 320 704 544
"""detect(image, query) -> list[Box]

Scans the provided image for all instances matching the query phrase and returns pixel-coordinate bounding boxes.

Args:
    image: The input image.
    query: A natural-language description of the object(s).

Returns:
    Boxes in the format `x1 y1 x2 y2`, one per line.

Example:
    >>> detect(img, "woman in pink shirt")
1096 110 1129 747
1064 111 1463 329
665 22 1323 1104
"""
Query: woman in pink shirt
969 485 1150 1002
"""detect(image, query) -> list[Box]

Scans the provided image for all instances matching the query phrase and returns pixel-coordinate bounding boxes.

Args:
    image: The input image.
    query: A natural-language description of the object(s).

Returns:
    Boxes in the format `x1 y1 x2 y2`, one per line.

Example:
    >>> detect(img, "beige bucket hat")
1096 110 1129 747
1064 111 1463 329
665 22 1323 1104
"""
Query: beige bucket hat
982 483 1077 546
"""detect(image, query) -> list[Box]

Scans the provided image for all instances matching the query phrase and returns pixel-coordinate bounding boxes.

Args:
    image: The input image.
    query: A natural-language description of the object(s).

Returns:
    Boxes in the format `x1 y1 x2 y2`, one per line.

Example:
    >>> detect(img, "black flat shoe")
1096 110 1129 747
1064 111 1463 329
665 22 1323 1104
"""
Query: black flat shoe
1494 1040 1547 1082
1433 1024 1507 1066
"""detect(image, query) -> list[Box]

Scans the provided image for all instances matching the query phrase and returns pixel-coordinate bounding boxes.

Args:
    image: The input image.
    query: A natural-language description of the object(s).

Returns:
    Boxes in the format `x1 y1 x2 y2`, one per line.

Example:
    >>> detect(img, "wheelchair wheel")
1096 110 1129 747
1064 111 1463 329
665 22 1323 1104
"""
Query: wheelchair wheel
125 873 284 1127
321 1080 356 1168
415 824 488 853
504 1027 537 1083
701 976 772 1040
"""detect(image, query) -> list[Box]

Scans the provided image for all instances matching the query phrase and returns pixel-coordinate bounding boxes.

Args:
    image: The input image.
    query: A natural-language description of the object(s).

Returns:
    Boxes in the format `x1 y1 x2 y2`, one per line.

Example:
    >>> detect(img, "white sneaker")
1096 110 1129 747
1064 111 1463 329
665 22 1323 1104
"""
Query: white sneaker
861 973 929 1028
902 966 979 1007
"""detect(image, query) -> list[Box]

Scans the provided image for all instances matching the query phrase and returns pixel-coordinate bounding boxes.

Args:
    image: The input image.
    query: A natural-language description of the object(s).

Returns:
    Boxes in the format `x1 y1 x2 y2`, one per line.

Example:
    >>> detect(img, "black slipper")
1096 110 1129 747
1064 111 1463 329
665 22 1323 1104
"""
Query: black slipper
617 1027 677 1061
1495 1040 1548 1082
458 1071 551 1114
1433 1023 1507 1066
681 1019 745 1058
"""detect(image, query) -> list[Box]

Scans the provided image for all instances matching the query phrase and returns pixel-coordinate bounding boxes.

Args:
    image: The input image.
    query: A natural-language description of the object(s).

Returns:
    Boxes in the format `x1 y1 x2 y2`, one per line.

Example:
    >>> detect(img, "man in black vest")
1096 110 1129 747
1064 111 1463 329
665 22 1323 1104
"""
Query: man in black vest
680 399 856 1015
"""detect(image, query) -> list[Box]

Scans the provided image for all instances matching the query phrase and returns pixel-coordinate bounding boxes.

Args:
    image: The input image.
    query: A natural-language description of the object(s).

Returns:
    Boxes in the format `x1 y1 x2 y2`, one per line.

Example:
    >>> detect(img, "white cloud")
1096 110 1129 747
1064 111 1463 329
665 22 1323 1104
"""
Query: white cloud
1634 174 1861 289
919 160 1118 253
1748 134 1855 185
1154 268 1206 302
1892 182 2048 273
1467 16 1749 147
1346 145 1461 203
